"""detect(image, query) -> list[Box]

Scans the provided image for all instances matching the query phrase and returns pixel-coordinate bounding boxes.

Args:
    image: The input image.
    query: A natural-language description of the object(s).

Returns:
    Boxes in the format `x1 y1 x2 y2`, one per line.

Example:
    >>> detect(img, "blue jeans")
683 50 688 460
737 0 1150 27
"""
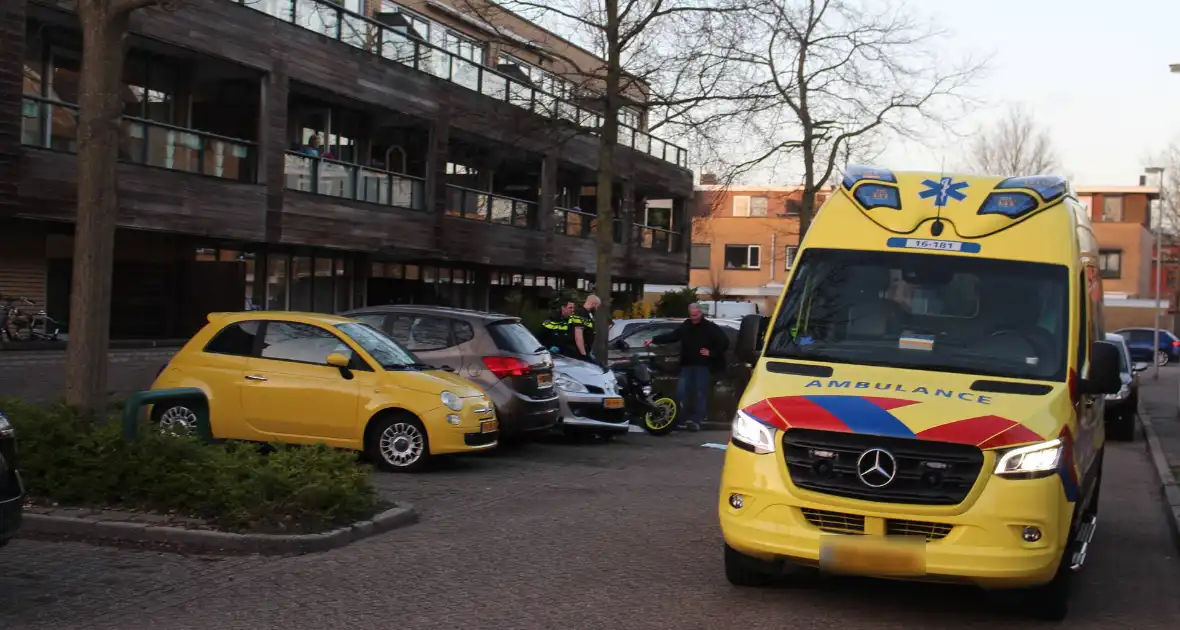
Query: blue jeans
676 365 711 427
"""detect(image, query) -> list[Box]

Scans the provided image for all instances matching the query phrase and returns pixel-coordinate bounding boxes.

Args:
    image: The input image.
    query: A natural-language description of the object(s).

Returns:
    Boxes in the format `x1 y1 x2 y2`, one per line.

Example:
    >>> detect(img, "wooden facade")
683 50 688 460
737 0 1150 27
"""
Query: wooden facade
4 0 692 303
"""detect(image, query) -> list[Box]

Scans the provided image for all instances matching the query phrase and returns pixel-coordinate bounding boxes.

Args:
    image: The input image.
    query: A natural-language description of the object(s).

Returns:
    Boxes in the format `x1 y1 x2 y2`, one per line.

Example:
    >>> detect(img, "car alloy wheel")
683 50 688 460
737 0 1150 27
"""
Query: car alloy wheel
379 421 425 468
1156 350 1170 367
158 405 199 437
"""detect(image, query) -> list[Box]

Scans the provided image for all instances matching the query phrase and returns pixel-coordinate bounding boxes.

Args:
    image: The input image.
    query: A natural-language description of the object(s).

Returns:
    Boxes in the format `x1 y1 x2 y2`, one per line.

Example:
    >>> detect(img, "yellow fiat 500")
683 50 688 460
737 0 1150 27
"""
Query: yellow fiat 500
724 168 1122 620
150 312 498 471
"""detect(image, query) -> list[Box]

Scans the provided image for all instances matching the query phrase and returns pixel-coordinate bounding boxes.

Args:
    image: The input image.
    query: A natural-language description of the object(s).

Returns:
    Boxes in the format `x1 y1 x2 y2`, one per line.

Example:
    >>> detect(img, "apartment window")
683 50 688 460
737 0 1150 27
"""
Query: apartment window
1102 196 1124 222
619 106 642 129
1098 250 1122 279
690 244 711 269
750 196 768 217
732 195 750 217
785 199 802 216
784 246 798 270
724 245 761 270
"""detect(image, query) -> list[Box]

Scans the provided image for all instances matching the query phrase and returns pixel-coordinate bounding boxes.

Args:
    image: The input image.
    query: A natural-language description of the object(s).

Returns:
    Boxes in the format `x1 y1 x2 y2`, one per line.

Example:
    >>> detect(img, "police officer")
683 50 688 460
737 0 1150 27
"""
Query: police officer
570 294 601 360
541 299 578 357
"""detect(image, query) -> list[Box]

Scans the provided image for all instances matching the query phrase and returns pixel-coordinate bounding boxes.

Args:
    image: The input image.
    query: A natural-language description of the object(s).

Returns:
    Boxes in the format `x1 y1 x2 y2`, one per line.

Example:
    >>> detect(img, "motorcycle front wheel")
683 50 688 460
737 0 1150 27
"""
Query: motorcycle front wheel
642 396 679 435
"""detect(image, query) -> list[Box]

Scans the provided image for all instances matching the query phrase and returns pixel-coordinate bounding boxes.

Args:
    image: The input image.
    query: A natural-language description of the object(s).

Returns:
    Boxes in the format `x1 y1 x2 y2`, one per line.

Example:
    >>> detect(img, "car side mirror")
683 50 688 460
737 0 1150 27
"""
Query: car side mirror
613 339 628 351
326 352 354 380
1081 341 1122 395
1133 362 1150 374
737 314 769 365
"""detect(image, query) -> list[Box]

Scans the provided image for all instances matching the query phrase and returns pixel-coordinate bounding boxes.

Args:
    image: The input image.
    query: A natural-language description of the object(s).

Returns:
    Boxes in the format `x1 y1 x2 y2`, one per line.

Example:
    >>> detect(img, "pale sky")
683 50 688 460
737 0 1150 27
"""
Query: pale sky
885 0 1180 186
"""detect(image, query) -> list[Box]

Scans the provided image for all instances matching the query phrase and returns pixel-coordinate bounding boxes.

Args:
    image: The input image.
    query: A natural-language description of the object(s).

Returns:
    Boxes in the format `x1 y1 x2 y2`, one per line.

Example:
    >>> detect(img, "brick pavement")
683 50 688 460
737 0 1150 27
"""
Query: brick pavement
2 433 1179 629
1136 365 1180 478
0 347 176 402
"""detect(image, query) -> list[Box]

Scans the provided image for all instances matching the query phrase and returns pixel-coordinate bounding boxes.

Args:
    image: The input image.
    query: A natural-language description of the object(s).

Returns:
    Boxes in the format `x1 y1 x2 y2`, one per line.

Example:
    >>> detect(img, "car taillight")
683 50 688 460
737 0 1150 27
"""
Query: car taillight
1171 341 1180 347
482 356 531 379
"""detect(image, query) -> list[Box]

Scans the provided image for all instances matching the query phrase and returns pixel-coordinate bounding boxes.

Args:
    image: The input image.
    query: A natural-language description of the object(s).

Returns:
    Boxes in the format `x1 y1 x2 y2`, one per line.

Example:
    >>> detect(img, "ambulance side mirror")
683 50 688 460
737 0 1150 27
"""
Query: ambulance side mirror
737 315 769 365
1082 341 1122 396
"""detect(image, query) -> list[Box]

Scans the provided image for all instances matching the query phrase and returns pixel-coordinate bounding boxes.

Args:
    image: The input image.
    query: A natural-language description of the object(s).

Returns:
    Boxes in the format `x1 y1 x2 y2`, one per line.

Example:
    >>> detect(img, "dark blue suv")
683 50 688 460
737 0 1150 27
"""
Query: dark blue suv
1114 327 1180 366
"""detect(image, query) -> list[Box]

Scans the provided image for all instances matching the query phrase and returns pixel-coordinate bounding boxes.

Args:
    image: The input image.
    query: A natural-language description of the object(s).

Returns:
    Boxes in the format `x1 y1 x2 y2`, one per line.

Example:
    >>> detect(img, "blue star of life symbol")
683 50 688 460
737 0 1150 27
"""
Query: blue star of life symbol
919 177 969 207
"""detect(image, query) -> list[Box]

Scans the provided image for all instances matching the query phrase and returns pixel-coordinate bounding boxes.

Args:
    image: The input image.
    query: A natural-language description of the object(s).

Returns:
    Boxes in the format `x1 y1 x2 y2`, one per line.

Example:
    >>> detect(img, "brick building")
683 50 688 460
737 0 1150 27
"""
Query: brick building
1077 184 1170 330
0 0 695 399
643 183 831 313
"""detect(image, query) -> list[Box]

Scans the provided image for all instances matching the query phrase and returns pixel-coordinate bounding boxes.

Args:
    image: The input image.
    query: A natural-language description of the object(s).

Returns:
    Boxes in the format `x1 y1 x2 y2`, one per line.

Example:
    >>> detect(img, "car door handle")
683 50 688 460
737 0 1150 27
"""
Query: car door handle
245 375 268 382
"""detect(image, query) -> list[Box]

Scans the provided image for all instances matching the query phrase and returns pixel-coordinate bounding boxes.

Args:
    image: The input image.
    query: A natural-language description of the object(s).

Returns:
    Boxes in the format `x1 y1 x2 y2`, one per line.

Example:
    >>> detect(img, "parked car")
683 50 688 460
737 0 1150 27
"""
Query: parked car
607 318 743 375
606 319 750 425
150 312 498 472
552 355 630 438
1104 332 1147 441
607 317 681 342
0 409 22 548
342 306 561 439
1113 327 1180 366
608 317 743 342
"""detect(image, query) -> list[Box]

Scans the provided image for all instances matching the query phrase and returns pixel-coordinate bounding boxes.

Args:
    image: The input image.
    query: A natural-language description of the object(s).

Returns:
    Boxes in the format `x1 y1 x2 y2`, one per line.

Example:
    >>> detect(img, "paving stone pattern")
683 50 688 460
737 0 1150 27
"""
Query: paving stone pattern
0 348 176 402
2 433 1179 629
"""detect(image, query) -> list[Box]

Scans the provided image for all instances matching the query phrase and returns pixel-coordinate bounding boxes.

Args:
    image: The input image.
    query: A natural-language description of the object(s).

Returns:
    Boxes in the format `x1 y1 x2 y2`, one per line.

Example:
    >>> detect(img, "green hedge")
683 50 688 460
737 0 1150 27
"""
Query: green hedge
0 399 380 534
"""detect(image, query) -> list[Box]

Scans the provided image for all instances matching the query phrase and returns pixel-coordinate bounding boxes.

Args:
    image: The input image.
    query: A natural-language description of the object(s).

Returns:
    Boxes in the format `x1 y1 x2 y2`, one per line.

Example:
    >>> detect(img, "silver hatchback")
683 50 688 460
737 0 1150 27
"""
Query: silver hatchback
342 306 561 438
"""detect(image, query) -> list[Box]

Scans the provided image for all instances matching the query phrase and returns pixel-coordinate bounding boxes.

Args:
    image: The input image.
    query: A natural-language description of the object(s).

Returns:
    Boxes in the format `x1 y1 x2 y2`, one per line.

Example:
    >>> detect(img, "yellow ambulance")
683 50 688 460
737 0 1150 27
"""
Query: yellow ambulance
721 167 1124 620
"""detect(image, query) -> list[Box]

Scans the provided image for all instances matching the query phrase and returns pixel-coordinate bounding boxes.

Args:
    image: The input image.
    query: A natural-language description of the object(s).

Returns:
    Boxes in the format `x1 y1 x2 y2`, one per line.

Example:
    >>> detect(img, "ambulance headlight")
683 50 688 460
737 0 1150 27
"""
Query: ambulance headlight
994 438 1063 478
731 410 777 454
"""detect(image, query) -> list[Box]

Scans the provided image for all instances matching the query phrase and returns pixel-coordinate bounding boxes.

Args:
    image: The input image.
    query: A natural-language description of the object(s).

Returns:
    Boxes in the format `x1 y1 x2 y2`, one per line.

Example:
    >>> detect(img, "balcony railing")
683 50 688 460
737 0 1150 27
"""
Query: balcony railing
238 0 689 168
285 151 426 210
633 224 681 253
446 185 535 228
21 95 256 182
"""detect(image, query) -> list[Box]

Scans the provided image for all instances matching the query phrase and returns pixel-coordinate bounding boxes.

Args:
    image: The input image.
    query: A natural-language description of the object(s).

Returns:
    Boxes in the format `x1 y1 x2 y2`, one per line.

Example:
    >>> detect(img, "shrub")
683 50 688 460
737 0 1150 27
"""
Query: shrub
0 399 379 533
655 287 698 317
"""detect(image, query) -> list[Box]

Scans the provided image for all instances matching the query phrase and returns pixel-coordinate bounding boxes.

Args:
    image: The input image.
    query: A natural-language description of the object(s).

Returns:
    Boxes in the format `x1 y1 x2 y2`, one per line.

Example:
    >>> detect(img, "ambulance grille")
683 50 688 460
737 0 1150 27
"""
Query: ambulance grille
782 429 984 506
801 508 865 535
886 518 954 541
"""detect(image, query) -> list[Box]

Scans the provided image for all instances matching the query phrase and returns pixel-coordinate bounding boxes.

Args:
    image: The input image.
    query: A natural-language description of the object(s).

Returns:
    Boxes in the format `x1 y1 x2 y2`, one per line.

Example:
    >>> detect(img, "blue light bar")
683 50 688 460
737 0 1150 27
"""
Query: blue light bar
842 165 898 189
977 191 1039 219
995 175 1068 203
853 183 901 210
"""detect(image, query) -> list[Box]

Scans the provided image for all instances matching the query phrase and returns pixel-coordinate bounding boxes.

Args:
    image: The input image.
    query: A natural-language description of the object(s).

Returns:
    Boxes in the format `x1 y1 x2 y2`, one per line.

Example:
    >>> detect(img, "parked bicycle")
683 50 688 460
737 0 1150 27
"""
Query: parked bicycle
1 295 62 342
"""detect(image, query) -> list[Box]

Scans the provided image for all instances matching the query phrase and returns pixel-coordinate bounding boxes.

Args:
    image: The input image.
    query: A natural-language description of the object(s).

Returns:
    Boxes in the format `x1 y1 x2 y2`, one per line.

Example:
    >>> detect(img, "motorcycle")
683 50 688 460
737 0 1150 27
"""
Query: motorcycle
0 295 61 342
612 357 679 435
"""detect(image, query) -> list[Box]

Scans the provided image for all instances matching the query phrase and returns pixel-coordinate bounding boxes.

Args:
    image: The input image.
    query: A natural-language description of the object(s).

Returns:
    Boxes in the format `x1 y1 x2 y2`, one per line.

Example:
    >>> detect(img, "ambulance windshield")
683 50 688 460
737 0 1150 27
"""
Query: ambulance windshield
763 248 1071 381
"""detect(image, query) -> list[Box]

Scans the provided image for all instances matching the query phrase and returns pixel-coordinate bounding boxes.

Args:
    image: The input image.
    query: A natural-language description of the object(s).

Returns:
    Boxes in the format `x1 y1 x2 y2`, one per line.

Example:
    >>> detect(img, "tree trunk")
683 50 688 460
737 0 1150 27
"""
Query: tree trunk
64 1 131 418
592 0 621 365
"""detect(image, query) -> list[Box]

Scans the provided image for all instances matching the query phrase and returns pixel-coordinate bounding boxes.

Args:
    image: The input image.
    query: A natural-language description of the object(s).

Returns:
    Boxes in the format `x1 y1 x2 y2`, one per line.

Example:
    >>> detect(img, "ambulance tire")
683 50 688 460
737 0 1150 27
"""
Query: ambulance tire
1023 554 1072 622
723 544 776 588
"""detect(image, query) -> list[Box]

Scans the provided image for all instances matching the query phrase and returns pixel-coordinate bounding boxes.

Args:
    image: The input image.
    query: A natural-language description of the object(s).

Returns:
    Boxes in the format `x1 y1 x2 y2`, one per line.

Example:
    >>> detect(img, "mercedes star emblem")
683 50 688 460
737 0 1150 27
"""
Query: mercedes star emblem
856 448 897 488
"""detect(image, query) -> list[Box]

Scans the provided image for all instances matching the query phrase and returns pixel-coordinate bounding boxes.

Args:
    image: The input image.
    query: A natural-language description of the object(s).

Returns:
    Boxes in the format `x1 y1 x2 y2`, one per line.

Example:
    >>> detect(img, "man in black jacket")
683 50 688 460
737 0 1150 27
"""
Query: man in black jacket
645 303 729 432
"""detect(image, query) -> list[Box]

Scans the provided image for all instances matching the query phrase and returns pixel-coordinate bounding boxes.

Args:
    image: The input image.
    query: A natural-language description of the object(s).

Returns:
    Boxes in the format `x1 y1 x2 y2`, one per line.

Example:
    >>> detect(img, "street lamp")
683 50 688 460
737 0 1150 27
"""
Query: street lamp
1146 166 1165 380
1171 63 1180 73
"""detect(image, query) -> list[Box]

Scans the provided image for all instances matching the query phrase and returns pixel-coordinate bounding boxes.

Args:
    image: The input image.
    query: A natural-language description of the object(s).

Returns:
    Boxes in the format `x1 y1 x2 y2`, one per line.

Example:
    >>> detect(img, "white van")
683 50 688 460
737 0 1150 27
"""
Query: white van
698 300 758 319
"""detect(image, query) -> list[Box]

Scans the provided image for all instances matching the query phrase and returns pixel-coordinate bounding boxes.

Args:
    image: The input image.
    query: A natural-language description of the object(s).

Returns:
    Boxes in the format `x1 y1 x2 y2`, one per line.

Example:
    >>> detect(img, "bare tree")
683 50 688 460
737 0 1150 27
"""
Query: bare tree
66 0 180 418
964 104 1060 177
703 0 983 238
456 0 749 363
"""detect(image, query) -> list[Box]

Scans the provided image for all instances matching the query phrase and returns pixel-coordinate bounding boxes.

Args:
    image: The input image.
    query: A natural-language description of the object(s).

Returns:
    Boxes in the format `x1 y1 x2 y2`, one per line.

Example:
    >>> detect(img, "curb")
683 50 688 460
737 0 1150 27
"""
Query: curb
1136 407 1180 553
21 503 418 556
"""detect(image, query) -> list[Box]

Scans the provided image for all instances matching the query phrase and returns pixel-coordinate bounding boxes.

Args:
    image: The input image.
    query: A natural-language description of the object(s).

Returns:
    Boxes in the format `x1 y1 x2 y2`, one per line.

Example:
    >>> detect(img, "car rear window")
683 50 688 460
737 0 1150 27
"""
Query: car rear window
487 321 544 355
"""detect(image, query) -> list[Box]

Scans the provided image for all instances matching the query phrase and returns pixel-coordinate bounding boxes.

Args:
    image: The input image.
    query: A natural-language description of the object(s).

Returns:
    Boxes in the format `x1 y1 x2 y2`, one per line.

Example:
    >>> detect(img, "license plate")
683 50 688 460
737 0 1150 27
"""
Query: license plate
819 535 926 577
480 419 499 434
603 397 625 409
537 373 552 388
